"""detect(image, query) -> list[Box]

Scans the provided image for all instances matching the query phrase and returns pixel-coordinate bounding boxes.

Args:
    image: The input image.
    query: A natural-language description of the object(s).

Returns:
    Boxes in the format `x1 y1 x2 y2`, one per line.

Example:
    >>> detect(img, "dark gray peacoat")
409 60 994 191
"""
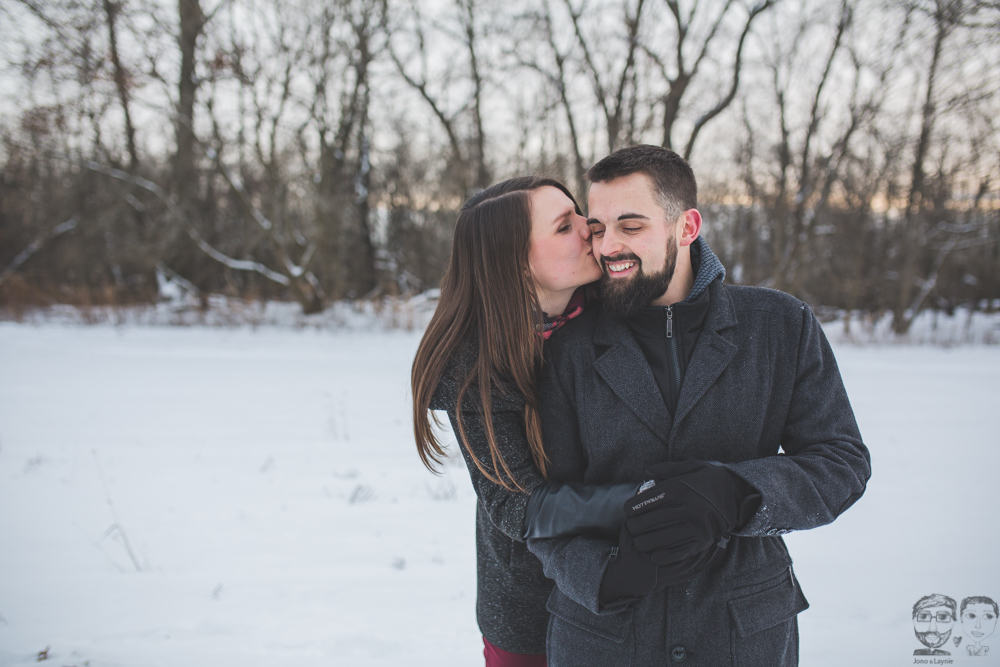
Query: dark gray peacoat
528 278 871 666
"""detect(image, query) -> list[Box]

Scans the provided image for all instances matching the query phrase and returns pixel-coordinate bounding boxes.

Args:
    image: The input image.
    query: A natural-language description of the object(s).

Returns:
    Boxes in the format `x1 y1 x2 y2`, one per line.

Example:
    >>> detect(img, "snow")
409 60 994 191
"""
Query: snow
0 321 998 666
8 292 998 345
821 306 1000 347
6 294 439 332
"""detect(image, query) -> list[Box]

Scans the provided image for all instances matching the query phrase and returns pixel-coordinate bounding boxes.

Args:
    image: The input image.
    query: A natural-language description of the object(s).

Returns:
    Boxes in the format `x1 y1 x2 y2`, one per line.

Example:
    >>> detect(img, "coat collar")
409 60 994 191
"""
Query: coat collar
592 314 671 442
672 280 738 429
592 273 737 345
591 279 739 443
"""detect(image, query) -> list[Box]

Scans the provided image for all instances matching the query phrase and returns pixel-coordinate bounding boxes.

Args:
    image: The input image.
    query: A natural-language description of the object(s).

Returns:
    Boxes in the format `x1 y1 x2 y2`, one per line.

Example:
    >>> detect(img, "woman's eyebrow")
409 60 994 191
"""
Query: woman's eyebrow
551 208 573 225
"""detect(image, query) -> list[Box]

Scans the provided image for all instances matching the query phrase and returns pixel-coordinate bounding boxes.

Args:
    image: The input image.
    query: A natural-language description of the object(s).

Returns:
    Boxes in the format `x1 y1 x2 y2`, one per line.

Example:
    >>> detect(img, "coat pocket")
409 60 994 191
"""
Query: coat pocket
728 566 809 667
546 588 633 667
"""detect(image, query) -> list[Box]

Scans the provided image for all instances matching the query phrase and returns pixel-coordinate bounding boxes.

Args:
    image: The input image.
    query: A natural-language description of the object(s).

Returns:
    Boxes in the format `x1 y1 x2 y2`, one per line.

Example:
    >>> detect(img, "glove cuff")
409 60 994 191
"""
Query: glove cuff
523 480 639 540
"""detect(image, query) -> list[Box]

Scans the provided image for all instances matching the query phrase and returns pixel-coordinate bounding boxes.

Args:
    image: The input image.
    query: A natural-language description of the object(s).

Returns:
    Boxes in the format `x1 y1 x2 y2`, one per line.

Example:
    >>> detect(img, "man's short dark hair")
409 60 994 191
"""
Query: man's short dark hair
586 145 697 223
913 594 957 619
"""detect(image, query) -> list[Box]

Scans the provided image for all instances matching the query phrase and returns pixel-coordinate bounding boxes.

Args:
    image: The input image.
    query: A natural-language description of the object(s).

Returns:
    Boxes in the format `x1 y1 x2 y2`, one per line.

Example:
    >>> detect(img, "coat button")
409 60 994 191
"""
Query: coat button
670 645 687 662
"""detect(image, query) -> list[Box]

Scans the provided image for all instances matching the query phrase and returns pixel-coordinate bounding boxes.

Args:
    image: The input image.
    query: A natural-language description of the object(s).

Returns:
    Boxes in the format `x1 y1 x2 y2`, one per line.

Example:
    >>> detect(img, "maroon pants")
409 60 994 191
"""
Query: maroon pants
483 637 547 667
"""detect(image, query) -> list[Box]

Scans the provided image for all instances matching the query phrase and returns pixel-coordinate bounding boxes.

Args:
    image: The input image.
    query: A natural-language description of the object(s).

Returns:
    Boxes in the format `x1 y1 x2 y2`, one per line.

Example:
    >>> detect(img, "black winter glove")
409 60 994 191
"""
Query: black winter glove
600 514 724 608
625 460 761 566
598 524 659 609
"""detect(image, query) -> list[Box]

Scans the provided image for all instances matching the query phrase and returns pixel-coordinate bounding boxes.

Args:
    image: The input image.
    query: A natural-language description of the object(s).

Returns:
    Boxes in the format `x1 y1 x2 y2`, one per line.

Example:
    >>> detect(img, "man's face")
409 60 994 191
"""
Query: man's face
587 173 678 317
913 604 955 649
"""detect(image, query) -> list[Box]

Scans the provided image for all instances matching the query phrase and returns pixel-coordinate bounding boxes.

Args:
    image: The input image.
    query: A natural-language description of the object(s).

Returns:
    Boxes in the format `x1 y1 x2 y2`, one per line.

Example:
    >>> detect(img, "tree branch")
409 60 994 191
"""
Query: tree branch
0 216 79 288
683 0 777 160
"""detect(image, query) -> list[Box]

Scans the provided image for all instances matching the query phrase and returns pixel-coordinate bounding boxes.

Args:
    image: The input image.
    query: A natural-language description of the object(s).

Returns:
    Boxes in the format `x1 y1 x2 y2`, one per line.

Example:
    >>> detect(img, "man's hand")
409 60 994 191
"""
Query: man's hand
598 524 659 609
625 460 761 565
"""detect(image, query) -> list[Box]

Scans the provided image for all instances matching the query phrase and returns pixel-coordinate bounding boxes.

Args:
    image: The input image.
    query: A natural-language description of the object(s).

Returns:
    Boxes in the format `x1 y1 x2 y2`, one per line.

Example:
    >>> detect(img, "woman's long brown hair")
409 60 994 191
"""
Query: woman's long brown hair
411 177 581 492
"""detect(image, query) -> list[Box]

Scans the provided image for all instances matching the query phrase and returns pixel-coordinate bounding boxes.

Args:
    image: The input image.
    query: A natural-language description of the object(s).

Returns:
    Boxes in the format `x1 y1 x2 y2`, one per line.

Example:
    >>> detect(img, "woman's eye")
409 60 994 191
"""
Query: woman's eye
558 225 571 233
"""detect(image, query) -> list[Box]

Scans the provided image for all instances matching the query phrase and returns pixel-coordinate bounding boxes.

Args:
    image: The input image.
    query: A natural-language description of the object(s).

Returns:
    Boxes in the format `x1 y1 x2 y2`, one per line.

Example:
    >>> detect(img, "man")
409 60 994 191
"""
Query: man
527 145 871 666
912 594 957 655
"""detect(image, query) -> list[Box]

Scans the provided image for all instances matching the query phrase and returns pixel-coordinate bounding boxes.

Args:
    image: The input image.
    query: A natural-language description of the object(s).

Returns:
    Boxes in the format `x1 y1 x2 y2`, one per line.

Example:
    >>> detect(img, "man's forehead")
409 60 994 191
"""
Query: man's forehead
588 173 660 214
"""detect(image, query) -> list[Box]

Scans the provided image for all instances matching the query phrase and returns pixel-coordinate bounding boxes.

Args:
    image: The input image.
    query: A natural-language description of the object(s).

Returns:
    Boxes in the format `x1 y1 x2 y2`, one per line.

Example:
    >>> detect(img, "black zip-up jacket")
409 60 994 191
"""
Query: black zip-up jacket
626 283 710 414
624 241 720 415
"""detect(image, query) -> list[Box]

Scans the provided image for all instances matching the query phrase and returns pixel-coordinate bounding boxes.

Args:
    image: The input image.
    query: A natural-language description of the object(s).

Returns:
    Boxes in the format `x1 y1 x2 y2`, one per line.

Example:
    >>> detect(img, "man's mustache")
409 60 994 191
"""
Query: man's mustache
917 631 948 645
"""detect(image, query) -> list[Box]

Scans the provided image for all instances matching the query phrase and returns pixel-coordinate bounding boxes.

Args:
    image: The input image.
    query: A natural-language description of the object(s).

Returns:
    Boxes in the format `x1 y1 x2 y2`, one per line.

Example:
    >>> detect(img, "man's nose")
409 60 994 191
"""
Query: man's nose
598 228 624 256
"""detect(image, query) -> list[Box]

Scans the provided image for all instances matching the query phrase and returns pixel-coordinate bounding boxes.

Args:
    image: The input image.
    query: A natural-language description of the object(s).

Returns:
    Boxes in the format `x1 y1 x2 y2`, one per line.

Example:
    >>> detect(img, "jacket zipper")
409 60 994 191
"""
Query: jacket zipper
665 306 681 399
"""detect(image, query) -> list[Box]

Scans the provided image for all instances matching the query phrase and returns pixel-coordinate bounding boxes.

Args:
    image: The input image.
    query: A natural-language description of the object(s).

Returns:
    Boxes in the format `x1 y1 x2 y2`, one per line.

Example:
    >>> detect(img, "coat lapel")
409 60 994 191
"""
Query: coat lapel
671 281 739 432
593 308 671 444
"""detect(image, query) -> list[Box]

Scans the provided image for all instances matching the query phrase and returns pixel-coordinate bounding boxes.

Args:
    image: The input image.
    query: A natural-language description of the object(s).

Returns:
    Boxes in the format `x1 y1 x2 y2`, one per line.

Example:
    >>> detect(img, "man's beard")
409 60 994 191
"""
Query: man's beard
915 629 951 649
599 241 678 318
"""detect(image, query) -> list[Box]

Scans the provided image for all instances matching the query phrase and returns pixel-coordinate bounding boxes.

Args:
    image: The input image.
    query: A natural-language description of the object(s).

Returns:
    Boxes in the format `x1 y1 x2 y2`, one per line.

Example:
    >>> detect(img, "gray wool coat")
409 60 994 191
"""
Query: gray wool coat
431 346 553 654
528 278 871 666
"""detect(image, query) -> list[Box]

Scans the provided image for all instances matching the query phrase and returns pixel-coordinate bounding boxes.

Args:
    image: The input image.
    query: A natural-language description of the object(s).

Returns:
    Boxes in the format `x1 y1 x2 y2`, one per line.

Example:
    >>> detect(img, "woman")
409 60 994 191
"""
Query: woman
412 177 639 666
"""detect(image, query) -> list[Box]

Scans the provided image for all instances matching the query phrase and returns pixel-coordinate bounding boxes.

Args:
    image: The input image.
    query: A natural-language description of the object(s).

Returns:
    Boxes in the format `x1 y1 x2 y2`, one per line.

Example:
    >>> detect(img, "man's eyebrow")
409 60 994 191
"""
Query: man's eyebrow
587 212 648 225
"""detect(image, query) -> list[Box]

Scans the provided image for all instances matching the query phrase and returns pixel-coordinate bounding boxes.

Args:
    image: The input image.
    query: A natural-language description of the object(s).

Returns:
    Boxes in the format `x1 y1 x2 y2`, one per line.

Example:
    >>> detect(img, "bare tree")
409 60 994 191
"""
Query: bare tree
1 0 996 320
646 0 778 159
735 0 907 297
890 0 1000 332
508 0 590 199
386 0 492 196
560 0 647 153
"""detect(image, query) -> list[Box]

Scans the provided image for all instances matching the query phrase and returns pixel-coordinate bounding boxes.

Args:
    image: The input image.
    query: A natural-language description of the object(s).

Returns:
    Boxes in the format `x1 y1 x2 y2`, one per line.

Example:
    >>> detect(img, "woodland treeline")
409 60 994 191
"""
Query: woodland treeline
0 0 997 332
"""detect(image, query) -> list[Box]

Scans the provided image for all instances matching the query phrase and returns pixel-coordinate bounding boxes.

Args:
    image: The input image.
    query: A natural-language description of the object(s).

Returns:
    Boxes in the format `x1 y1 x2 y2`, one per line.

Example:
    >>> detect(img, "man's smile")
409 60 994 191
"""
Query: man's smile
604 259 638 277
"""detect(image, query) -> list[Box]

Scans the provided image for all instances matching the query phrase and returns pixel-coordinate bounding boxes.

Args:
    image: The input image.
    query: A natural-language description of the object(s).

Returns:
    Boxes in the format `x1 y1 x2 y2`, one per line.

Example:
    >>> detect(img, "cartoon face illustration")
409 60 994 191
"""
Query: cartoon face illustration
913 594 957 655
961 597 998 649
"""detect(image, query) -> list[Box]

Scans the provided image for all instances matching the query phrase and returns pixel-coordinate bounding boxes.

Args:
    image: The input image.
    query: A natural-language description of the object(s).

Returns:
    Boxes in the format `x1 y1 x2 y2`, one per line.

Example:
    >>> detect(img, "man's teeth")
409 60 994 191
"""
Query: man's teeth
608 261 636 272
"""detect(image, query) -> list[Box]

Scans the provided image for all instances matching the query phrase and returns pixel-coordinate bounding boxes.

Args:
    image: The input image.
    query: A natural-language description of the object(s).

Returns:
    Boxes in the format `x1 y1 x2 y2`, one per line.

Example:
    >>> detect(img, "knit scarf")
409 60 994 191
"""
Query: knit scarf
540 287 586 339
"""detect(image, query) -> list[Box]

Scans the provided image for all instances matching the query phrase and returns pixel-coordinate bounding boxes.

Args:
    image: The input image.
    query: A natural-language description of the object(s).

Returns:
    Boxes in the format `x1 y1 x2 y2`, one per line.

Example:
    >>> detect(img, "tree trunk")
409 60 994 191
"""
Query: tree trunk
175 0 203 207
893 6 948 334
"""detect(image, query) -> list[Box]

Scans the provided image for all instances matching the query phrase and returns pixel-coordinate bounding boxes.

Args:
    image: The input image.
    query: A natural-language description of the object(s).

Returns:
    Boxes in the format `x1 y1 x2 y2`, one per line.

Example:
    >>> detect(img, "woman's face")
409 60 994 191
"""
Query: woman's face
962 603 998 643
528 186 602 313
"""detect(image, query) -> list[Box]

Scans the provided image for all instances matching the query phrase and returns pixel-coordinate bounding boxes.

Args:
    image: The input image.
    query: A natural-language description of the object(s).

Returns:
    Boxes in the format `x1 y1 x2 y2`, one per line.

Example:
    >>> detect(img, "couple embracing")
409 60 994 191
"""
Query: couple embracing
412 145 871 667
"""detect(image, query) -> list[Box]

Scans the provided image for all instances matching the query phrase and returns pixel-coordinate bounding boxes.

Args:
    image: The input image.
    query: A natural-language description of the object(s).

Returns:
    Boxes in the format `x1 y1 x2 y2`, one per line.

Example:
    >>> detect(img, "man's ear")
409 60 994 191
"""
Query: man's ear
678 209 702 247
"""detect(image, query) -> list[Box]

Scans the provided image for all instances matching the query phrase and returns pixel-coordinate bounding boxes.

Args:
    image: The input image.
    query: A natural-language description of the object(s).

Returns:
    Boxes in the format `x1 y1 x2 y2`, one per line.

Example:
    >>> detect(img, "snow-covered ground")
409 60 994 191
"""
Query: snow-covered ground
7 293 999 345
1 321 998 666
